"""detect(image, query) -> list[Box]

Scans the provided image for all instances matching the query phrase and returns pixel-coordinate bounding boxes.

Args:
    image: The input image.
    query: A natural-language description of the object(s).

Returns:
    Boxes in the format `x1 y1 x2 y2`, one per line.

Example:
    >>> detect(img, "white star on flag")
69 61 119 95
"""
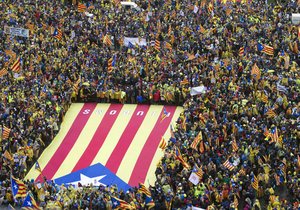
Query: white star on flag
67 173 106 188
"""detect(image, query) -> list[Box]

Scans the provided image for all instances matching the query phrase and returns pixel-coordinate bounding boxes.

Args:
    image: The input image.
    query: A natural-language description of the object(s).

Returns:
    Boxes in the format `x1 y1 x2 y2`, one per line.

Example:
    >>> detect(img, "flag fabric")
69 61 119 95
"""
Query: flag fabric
251 63 261 80
111 196 134 209
180 78 189 86
263 127 271 140
0 68 8 77
168 25 172 36
251 174 259 191
257 43 274 56
159 137 167 150
165 42 172 51
103 34 113 46
78 3 87 12
261 93 268 103
239 46 244 56
107 55 116 73
174 147 190 169
3 126 11 139
234 195 239 209
138 183 152 197
232 138 238 152
207 2 213 13
22 192 40 210
297 155 300 168
191 131 202 150
154 39 160 51
222 159 235 171
238 167 246 176
26 104 181 187
161 107 170 121
270 127 279 143
4 150 13 162
145 196 155 209
35 162 42 174
199 140 205 154
181 115 186 131
265 109 276 118
10 176 27 198
53 28 62 40
11 57 21 73
192 165 203 179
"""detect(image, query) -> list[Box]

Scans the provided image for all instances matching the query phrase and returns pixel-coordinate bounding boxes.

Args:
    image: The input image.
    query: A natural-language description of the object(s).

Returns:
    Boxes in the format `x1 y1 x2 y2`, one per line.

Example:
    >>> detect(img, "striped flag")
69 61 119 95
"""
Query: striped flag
159 137 167 150
2 126 11 139
11 57 21 73
239 46 244 56
10 176 27 198
251 63 261 80
232 138 238 152
251 174 259 191
261 93 268 103
234 195 239 209
191 131 202 150
161 107 170 121
257 43 274 56
0 68 8 77
222 159 235 171
138 183 152 197
107 55 116 73
238 167 246 176
103 34 113 46
192 165 203 179
4 150 13 162
154 39 160 51
199 140 205 154
165 42 172 51
53 28 62 40
207 2 213 13
145 195 155 209
174 147 190 169
180 78 189 86
26 104 181 187
168 25 172 36
78 3 87 12
270 127 279 143
22 192 40 210
265 109 276 118
263 127 271 140
274 173 280 185
181 115 186 131
73 78 81 94
111 196 134 209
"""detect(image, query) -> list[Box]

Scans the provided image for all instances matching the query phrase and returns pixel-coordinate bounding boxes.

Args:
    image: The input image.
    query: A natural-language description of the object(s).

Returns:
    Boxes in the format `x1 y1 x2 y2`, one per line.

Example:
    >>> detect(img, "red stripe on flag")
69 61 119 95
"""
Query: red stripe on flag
36 103 97 181
105 105 150 173
128 106 176 186
72 104 123 172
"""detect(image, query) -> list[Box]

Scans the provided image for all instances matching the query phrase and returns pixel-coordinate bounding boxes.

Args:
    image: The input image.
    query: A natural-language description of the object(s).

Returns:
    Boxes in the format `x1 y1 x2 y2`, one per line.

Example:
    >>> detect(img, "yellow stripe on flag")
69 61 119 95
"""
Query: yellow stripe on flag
116 106 163 183
91 104 137 165
145 106 183 186
52 104 110 179
25 103 84 181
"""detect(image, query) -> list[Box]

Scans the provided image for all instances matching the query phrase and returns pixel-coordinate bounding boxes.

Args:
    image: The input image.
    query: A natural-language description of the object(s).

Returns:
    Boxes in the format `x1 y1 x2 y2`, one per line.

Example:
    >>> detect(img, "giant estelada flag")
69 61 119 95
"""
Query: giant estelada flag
25 103 182 190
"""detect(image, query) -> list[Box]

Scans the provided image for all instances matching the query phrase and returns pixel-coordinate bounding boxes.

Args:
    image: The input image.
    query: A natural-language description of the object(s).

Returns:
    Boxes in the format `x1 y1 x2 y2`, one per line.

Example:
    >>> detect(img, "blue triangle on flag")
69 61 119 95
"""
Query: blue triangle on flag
54 163 131 191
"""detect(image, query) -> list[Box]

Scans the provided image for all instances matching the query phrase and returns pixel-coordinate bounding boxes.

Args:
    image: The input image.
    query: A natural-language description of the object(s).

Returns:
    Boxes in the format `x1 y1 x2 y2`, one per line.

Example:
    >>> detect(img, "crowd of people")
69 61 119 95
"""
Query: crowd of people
0 0 300 209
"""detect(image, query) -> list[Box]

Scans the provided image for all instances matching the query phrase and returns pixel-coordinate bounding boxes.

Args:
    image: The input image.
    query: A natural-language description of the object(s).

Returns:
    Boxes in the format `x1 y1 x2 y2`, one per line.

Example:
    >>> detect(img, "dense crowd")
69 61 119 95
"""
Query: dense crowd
0 0 300 209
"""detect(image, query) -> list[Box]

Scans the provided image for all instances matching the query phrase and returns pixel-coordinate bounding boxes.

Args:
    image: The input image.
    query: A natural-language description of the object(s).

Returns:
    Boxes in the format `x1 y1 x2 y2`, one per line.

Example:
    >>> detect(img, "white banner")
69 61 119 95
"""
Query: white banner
188 172 200 185
123 37 147 47
4 26 29 37
190 86 207 96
